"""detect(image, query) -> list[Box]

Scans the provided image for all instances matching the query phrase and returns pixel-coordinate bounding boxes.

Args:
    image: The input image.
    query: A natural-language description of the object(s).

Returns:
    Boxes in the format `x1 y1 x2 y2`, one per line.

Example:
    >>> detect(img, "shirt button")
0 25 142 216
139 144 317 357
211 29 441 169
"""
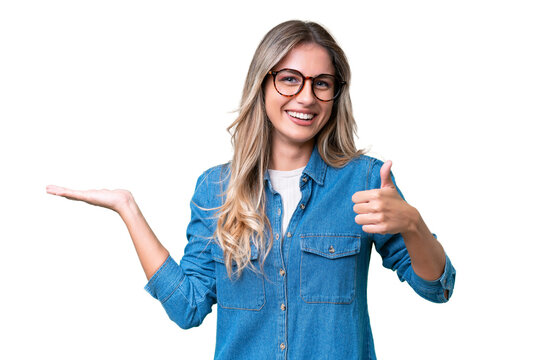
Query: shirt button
279 268 286 276
299 203 305 210
281 303 286 311
328 245 335 253
275 233 280 240
287 232 292 238
280 343 286 350
302 176 308 183
277 208 281 216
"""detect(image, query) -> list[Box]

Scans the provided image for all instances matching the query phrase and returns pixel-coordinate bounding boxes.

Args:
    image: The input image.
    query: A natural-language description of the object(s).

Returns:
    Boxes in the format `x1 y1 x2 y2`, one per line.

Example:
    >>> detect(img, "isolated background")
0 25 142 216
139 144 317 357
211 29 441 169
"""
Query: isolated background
1 0 539 359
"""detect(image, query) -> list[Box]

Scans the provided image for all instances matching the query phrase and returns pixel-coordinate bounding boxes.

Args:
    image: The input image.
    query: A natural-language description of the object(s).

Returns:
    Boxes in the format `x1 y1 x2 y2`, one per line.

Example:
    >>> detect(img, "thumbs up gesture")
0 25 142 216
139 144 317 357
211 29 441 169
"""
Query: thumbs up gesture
352 161 418 235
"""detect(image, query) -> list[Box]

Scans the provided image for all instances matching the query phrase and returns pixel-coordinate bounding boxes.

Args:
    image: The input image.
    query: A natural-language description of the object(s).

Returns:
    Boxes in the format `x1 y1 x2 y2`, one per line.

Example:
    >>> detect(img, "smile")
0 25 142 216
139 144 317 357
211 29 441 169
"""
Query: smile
286 111 315 120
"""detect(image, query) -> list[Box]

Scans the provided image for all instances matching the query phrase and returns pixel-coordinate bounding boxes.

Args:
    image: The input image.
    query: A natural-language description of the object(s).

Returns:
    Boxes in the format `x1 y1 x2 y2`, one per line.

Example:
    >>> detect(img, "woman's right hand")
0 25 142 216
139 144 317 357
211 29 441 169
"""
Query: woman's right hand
46 185 133 214
47 185 169 280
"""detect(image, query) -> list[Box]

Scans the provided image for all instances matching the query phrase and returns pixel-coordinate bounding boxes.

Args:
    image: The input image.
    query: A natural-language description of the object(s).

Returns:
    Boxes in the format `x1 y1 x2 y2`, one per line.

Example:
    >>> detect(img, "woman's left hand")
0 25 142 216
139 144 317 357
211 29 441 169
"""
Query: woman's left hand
352 161 419 235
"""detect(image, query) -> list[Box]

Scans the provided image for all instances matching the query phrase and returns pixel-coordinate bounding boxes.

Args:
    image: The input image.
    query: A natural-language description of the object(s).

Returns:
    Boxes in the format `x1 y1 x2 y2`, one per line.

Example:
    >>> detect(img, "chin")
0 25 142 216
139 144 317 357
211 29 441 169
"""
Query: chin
283 133 317 147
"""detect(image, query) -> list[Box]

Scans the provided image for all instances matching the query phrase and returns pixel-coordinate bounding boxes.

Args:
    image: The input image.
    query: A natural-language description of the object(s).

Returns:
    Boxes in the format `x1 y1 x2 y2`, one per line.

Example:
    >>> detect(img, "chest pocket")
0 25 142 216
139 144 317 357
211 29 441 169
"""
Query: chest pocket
299 234 362 304
212 243 266 311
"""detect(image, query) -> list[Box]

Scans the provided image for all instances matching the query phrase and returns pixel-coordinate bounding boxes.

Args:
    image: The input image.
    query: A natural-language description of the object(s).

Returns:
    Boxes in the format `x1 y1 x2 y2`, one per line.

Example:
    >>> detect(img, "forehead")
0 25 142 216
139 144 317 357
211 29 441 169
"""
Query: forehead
274 43 334 75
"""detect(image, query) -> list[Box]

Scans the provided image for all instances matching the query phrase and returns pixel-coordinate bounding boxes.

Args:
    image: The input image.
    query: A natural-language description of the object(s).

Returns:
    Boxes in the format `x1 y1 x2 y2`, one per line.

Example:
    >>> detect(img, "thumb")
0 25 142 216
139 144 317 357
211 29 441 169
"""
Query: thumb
380 160 394 189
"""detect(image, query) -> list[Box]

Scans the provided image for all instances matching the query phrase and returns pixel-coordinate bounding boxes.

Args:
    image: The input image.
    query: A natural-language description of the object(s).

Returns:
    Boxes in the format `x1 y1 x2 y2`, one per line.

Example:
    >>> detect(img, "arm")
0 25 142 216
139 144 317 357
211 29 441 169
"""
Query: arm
399 206 450 299
117 195 170 280
401 208 446 280
143 170 218 328
46 185 169 280
46 174 219 328
352 159 455 302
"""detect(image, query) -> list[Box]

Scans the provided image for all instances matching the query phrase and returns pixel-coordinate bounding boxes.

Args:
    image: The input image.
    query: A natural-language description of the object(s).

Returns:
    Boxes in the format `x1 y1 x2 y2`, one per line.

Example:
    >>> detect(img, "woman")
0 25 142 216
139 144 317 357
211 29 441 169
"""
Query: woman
46 20 455 359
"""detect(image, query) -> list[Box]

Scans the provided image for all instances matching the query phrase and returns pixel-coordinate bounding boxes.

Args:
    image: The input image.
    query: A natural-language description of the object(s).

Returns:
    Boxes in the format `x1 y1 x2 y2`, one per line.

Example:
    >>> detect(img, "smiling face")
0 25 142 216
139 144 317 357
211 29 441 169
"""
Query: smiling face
264 42 335 152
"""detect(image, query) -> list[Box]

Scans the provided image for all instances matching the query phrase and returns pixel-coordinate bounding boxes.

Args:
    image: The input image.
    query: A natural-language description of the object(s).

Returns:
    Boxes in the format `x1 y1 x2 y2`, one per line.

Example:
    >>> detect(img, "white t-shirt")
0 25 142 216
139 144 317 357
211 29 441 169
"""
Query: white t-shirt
268 166 305 236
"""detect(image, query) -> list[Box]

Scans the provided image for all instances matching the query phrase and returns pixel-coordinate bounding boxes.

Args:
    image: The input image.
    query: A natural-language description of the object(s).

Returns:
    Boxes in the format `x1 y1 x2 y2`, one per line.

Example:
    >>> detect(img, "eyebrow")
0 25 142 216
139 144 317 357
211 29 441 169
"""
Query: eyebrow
273 68 337 77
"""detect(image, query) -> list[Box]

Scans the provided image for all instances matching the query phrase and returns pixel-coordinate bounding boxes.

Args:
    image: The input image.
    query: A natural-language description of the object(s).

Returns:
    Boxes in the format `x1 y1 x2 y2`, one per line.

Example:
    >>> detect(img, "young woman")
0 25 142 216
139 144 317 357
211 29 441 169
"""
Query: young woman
46 20 455 360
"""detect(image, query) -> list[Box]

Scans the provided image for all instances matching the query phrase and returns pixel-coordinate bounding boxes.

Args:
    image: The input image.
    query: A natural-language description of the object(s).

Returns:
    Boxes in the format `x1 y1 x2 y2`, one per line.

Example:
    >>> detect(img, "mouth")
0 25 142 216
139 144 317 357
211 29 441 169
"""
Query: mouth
286 110 316 121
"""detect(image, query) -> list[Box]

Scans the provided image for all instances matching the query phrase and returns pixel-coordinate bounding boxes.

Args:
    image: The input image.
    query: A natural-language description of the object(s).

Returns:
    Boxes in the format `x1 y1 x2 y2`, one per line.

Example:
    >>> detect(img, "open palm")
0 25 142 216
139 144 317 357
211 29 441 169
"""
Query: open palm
46 185 132 213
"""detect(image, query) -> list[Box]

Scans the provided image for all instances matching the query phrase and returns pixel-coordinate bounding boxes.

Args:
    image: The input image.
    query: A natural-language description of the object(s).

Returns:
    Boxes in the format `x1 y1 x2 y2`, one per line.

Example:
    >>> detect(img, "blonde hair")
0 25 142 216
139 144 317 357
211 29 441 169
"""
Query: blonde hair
215 20 365 280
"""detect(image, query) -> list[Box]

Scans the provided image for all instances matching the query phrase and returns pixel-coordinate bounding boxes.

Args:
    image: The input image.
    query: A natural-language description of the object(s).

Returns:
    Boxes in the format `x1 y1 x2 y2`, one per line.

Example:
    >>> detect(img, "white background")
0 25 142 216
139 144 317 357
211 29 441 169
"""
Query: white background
1 0 539 359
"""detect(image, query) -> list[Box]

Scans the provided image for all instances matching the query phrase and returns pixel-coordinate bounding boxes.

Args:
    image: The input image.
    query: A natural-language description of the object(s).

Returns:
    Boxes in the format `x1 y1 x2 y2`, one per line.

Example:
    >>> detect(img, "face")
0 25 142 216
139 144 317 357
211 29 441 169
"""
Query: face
264 43 335 150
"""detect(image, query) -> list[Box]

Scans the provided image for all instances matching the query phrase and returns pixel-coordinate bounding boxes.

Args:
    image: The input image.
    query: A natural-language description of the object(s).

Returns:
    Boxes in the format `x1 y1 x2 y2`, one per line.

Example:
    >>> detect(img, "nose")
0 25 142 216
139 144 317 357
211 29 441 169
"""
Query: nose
295 79 317 105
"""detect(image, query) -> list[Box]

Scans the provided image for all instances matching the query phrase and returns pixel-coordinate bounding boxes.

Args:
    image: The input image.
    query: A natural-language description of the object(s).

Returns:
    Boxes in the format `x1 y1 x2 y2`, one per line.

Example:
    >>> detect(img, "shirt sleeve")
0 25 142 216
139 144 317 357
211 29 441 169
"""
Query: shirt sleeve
369 159 456 303
144 169 219 329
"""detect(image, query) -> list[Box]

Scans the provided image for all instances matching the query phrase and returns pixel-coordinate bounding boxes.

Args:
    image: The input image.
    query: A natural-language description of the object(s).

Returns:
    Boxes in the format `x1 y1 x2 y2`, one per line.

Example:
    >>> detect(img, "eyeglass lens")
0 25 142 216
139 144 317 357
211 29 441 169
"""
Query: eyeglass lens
274 69 338 101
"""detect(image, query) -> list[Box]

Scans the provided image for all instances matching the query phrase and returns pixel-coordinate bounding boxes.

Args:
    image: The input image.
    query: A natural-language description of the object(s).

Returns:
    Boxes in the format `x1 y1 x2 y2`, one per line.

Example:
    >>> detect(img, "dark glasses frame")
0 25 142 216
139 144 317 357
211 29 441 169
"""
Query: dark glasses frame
267 68 346 102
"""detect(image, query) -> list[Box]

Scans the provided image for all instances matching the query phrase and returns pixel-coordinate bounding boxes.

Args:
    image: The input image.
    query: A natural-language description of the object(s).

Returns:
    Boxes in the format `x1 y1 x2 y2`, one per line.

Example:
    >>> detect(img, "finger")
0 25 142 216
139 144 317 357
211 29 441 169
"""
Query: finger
380 160 394 189
46 185 70 196
354 213 380 225
351 189 380 203
46 185 86 201
362 224 391 234
353 202 372 214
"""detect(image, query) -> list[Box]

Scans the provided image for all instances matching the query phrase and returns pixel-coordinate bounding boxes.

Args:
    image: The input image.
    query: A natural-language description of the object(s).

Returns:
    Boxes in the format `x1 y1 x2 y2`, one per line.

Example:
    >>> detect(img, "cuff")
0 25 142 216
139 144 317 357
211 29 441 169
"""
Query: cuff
144 255 186 303
409 253 456 303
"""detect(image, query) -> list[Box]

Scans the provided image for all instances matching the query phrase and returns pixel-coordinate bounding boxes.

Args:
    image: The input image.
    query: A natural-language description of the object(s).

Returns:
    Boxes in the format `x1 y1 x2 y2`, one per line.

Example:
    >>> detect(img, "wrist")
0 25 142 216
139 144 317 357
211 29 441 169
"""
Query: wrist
401 206 437 248
116 192 137 218
402 206 422 239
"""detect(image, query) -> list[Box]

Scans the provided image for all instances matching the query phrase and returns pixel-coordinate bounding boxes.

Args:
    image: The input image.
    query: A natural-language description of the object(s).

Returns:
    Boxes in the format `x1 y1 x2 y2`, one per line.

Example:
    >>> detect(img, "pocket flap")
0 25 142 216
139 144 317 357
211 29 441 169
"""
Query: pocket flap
212 242 259 264
300 234 361 259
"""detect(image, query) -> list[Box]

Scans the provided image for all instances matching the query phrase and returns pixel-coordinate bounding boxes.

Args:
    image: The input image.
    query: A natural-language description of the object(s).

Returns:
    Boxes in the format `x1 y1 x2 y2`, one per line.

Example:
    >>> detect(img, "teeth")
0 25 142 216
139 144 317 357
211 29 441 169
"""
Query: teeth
287 111 314 120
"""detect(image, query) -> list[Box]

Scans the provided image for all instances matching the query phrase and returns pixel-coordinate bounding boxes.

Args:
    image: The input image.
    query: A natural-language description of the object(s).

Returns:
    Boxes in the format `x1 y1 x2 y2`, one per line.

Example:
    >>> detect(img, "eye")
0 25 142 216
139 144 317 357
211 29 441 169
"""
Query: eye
314 76 335 90
315 80 330 89
278 75 301 84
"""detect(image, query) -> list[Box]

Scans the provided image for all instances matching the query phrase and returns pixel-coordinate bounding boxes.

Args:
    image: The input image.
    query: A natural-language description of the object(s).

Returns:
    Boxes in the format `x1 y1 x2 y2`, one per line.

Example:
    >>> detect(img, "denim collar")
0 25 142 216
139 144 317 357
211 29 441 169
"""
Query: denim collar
264 145 327 187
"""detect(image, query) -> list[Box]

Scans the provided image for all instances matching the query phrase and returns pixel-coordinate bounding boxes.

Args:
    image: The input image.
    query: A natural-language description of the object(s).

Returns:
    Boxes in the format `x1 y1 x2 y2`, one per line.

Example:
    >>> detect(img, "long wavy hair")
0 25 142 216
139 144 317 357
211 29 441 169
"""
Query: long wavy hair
215 20 365 280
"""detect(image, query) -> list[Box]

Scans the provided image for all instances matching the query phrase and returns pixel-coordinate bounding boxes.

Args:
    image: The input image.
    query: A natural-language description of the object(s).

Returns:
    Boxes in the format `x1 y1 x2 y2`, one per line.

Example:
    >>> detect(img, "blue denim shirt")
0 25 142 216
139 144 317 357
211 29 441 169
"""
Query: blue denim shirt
145 146 456 359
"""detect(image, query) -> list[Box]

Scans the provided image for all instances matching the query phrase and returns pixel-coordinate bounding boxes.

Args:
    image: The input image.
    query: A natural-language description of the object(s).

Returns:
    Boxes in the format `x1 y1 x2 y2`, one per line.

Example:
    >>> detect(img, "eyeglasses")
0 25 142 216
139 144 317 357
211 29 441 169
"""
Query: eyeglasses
267 68 346 102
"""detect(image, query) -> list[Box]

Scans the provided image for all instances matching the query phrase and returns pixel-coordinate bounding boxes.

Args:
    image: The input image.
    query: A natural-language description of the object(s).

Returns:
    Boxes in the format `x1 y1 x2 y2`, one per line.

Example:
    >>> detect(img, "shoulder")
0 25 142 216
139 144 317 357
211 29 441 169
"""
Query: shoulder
327 153 384 177
346 153 384 170
325 154 385 191
195 162 231 188
190 162 231 207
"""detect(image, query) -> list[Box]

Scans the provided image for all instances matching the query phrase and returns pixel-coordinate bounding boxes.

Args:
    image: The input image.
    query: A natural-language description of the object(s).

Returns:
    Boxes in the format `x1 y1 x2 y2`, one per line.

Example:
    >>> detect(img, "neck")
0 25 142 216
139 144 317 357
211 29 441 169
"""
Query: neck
269 138 314 171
